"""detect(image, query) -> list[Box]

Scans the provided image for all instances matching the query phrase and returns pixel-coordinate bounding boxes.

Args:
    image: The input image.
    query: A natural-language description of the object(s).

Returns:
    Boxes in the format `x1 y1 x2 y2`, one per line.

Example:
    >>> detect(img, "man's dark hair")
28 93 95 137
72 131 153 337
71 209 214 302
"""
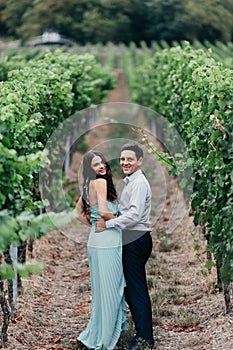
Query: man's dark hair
121 143 143 160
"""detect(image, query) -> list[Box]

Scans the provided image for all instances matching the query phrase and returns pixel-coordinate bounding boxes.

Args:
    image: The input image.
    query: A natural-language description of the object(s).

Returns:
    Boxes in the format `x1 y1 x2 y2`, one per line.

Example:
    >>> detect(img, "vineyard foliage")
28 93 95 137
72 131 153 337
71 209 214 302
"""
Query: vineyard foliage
117 40 233 100
0 39 232 281
0 50 114 276
52 39 233 286
0 38 232 347
0 39 232 348
134 41 233 284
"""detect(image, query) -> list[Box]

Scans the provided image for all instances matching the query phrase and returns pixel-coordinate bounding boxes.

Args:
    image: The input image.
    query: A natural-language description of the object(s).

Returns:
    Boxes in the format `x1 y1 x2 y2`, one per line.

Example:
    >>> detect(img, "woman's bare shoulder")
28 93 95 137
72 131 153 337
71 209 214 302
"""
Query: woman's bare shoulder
95 178 107 183
94 178 107 188
89 178 107 191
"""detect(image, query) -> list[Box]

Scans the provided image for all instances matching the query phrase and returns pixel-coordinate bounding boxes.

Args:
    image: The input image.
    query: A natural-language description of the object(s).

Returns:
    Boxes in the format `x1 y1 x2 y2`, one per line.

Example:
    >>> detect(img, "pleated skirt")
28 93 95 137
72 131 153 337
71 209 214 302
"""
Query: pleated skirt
78 245 127 349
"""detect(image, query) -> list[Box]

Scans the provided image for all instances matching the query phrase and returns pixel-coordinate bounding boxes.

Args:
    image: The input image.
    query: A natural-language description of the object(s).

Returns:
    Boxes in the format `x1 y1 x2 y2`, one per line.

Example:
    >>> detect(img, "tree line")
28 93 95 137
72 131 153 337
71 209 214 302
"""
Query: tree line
0 0 232 45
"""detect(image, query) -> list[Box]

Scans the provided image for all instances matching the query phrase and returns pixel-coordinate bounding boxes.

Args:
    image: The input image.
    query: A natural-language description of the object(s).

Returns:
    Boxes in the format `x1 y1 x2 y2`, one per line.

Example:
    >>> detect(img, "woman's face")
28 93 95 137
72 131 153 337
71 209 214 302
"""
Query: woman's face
91 155 107 176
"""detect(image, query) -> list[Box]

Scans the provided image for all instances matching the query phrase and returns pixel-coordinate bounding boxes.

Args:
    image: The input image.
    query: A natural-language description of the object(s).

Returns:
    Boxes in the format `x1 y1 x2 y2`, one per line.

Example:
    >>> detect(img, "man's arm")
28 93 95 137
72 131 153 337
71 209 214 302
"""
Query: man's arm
103 181 149 230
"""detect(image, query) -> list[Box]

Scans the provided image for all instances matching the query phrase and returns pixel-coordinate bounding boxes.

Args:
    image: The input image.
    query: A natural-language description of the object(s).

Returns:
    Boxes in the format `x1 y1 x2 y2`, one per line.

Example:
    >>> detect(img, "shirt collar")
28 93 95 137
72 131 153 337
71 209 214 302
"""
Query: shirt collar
123 169 142 185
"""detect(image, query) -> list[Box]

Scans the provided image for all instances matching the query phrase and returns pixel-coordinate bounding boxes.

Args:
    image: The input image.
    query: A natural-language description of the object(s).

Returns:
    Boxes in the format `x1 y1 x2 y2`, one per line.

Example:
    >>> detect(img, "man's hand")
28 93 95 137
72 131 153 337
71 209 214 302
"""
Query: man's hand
96 218 106 232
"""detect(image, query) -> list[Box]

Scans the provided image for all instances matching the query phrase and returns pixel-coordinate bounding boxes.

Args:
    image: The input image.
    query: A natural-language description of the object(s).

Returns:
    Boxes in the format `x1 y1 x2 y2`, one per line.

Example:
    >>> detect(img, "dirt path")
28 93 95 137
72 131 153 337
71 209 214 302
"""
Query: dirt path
3 69 233 350
107 69 130 103
5 175 233 350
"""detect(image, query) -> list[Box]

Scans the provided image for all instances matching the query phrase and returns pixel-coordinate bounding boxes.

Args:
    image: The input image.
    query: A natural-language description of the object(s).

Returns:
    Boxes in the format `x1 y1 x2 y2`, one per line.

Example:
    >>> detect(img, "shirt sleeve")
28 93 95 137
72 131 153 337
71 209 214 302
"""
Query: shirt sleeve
106 181 148 230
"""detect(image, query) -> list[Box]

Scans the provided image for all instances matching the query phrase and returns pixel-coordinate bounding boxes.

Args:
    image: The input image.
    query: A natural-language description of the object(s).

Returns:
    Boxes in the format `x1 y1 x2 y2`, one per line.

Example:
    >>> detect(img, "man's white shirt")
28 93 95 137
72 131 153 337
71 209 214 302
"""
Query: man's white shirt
106 169 151 231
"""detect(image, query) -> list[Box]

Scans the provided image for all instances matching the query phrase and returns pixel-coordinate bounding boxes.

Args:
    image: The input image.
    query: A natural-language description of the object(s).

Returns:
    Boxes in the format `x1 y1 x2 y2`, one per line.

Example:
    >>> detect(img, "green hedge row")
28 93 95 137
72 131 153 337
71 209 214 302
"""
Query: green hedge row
135 42 233 284
0 50 114 257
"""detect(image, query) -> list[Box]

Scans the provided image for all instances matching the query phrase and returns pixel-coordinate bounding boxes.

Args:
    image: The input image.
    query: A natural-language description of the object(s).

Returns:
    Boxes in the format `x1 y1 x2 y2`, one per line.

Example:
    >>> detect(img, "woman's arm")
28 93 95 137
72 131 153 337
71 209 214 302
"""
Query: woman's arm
95 179 115 220
75 196 91 226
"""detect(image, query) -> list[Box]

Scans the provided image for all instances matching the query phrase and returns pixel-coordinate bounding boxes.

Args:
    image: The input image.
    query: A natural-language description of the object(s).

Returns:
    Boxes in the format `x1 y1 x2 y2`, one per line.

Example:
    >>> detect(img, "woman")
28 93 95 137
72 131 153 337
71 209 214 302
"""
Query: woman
76 150 127 349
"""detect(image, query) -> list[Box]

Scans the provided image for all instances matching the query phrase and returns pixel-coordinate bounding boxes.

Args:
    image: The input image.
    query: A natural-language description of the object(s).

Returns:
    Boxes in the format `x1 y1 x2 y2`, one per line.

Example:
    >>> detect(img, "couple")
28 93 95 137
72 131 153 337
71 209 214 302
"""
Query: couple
76 143 154 350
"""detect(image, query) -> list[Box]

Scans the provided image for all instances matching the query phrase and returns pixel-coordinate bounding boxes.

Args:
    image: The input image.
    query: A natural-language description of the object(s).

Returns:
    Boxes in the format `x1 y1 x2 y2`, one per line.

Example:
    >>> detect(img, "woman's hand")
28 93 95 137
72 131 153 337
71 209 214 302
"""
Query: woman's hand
96 218 106 232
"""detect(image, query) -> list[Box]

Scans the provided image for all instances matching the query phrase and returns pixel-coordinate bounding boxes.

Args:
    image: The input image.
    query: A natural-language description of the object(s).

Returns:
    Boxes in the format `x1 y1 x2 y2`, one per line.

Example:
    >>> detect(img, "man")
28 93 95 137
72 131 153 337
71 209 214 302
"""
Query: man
96 143 154 350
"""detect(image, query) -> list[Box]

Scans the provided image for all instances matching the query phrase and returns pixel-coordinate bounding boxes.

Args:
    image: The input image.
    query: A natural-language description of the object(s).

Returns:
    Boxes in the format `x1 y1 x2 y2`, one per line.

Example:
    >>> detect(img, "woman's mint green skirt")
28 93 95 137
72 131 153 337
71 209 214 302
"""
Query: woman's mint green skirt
78 245 127 349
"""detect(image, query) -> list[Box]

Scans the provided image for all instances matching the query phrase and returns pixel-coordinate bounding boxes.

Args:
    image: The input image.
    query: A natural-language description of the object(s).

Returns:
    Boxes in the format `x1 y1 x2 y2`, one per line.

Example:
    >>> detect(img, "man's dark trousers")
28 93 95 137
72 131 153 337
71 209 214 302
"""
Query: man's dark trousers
122 231 154 345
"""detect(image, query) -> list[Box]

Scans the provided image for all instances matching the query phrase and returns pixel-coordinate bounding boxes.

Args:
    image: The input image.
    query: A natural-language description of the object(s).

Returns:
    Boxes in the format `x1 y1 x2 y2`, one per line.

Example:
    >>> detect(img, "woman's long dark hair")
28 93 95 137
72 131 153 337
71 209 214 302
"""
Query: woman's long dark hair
81 151 118 215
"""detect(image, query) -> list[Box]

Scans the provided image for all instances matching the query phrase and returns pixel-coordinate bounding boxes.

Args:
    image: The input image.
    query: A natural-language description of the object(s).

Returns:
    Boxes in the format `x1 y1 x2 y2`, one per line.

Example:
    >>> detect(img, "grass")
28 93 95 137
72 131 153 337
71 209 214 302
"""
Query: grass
174 307 200 328
146 230 201 331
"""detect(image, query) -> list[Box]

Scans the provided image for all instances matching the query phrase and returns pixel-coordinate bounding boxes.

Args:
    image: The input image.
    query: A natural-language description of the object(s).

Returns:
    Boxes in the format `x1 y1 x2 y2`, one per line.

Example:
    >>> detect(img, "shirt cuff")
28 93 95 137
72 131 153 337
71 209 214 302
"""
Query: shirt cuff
106 219 115 228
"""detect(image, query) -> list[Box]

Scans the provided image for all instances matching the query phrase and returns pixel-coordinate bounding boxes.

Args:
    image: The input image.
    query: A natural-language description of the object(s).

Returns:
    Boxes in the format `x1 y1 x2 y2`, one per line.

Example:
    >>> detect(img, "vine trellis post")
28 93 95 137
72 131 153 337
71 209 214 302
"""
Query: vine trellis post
9 245 18 314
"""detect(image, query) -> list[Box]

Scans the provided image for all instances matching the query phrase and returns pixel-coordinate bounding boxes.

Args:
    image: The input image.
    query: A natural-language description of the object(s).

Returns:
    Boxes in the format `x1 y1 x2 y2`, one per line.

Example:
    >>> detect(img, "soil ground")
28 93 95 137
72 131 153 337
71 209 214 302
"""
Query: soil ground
2 70 233 350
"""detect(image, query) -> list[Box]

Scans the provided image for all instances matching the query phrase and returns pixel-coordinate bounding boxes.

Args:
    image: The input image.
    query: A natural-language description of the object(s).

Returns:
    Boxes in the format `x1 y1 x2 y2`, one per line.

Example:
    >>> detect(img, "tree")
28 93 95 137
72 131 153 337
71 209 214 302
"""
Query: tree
1 0 136 44
0 0 232 44
0 0 32 37
181 0 233 42
16 0 93 42
145 0 233 43
80 0 133 43
145 0 185 43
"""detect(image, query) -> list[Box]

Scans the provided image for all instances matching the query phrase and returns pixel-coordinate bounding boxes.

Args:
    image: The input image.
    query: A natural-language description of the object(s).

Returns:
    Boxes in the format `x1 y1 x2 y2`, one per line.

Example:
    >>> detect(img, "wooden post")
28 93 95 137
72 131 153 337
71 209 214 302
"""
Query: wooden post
9 245 18 315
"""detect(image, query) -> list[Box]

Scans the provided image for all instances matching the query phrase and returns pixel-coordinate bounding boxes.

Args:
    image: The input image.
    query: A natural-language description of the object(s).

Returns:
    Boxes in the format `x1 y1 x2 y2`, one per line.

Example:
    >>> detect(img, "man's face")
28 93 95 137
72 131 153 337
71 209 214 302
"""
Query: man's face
120 150 142 176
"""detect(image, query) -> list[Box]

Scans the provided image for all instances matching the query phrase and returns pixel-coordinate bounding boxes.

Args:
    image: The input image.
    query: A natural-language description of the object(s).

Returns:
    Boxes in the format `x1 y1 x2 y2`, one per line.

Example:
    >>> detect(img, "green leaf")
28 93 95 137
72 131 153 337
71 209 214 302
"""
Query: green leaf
0 263 15 280
204 261 215 270
16 262 44 278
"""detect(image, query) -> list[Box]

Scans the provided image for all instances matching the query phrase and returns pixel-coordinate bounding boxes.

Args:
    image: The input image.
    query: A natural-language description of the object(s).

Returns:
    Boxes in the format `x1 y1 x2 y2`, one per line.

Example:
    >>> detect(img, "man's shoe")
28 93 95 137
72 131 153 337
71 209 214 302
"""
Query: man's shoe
128 340 139 350
128 339 154 350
